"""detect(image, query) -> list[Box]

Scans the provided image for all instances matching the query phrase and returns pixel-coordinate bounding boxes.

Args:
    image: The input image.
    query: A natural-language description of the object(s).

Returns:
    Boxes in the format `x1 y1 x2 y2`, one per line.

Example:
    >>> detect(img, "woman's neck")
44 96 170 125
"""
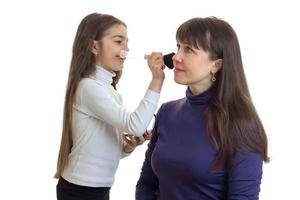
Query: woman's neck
188 82 212 96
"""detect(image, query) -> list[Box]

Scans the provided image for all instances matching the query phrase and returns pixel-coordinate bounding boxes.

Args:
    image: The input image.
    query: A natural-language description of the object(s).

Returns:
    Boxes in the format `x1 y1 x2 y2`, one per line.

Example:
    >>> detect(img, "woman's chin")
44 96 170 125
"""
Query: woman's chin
174 77 186 85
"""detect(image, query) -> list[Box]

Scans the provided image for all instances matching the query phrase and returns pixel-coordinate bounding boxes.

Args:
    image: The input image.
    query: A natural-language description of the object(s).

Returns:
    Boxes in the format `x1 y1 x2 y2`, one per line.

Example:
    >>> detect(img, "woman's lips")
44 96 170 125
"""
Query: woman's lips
174 67 184 73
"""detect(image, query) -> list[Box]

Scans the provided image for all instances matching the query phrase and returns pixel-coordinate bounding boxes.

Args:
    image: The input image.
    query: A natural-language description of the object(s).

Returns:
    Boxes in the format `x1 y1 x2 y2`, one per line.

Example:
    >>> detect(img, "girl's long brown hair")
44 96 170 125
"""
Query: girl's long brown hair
176 17 269 170
54 13 126 178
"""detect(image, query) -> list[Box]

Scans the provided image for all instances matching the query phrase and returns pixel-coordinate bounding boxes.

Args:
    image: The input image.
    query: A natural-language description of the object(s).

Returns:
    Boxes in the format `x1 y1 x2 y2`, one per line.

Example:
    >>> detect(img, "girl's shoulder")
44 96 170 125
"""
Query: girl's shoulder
80 77 105 87
77 78 111 97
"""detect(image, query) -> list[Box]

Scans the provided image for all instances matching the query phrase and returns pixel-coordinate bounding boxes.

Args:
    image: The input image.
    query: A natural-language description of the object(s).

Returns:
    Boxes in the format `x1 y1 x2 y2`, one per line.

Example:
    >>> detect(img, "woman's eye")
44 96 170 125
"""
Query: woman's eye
185 47 193 53
115 40 122 44
176 44 194 54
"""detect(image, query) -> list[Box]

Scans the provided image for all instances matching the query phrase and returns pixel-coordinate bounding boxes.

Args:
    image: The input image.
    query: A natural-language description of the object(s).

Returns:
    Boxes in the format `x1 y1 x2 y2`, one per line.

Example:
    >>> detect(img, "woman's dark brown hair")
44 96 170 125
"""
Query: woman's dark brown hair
176 17 269 170
54 13 126 178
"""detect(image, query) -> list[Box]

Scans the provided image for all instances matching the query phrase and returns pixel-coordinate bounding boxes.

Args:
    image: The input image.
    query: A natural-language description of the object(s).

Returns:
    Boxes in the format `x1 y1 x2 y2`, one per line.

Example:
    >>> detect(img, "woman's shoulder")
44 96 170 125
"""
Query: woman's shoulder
161 97 186 110
156 97 186 118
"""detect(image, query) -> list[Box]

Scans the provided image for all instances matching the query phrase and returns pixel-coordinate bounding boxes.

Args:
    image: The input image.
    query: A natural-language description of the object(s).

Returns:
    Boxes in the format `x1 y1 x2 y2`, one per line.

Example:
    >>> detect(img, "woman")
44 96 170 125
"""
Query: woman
54 13 165 200
136 17 269 200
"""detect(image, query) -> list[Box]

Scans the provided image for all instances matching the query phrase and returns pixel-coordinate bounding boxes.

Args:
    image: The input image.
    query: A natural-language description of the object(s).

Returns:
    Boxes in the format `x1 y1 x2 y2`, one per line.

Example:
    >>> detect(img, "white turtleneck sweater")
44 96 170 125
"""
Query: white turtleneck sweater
62 66 160 187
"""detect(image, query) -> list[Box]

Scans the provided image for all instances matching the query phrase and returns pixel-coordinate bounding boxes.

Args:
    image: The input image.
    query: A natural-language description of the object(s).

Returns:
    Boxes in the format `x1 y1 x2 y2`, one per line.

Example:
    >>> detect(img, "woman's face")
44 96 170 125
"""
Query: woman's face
95 24 129 72
172 41 216 94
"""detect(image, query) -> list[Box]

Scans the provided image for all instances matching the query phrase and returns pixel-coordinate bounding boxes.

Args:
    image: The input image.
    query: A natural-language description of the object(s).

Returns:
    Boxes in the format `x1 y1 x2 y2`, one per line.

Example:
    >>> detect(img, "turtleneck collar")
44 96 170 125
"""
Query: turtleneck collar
90 65 116 85
185 87 212 105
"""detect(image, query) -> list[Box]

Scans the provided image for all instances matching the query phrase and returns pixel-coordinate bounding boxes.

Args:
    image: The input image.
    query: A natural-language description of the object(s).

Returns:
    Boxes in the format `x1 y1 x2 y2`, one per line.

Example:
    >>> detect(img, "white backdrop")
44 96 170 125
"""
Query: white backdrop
0 0 299 199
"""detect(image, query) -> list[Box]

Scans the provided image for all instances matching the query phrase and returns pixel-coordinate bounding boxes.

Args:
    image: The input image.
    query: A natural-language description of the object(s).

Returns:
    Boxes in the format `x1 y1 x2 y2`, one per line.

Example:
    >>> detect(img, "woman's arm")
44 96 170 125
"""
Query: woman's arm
227 151 263 200
136 128 159 200
136 105 166 200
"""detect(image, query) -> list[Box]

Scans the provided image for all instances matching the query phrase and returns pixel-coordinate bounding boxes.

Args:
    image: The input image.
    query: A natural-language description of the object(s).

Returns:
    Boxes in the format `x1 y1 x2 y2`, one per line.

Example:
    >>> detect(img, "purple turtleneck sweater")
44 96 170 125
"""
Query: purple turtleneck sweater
136 88 263 200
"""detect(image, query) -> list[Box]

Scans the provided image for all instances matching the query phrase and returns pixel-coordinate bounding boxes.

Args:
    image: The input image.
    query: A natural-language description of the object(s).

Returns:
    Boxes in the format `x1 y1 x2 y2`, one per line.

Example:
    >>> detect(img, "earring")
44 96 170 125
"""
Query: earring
212 73 216 82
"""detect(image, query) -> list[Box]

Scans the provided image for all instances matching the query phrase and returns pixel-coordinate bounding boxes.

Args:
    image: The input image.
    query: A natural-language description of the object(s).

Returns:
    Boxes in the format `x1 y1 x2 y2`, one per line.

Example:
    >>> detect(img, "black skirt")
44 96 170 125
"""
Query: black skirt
56 177 110 200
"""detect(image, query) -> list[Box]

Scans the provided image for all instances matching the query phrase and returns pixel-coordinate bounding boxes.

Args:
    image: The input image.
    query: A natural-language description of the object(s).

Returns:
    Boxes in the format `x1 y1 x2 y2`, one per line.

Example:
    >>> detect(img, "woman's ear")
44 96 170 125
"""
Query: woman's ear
212 59 223 73
91 40 100 55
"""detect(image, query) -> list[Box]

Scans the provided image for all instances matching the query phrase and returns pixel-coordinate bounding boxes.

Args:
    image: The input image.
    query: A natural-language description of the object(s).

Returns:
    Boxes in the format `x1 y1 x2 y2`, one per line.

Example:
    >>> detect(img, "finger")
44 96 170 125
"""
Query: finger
127 135 138 146
136 136 146 145
149 52 163 62
123 134 134 144
144 132 153 140
123 134 131 141
152 61 164 69
141 132 151 141
142 131 150 138
124 139 134 147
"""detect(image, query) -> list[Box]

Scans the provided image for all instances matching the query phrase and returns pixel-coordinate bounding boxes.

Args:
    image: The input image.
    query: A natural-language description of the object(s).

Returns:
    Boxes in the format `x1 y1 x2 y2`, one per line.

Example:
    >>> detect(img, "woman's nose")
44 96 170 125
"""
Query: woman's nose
172 52 182 63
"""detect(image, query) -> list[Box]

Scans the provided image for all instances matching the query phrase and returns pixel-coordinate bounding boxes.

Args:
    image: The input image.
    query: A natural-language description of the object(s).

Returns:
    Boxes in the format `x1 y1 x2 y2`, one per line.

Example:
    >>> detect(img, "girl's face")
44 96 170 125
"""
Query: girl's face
172 41 220 95
93 24 128 72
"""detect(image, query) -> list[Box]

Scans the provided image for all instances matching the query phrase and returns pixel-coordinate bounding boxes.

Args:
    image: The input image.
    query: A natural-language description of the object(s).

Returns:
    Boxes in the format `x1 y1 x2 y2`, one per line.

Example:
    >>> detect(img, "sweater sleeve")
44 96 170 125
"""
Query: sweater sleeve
227 151 263 200
136 105 165 200
136 128 159 200
79 80 160 136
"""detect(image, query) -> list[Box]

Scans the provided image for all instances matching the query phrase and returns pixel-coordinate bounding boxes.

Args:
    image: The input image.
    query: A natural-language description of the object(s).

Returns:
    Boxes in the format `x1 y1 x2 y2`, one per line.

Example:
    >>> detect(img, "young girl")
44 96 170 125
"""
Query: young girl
55 13 165 200
136 17 269 200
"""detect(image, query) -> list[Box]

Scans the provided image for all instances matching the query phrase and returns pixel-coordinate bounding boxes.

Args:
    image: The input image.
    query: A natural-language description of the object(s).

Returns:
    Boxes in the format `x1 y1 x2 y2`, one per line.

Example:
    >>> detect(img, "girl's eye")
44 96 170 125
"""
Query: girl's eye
115 40 122 44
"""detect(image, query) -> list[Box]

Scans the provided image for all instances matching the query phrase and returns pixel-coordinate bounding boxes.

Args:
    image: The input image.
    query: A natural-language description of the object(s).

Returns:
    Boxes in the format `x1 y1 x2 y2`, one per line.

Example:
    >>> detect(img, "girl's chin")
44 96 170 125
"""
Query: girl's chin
112 64 123 71
116 65 124 71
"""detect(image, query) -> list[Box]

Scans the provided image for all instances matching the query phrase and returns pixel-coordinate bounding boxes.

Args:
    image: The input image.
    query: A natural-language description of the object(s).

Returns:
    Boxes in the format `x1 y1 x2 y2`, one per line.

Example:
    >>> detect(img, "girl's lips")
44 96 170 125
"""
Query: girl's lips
117 56 126 61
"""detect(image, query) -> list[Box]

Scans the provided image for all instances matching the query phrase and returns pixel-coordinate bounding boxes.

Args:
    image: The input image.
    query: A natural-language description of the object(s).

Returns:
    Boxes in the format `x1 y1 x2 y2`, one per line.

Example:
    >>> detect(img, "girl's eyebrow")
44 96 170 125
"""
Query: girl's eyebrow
112 35 124 38
112 35 129 42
